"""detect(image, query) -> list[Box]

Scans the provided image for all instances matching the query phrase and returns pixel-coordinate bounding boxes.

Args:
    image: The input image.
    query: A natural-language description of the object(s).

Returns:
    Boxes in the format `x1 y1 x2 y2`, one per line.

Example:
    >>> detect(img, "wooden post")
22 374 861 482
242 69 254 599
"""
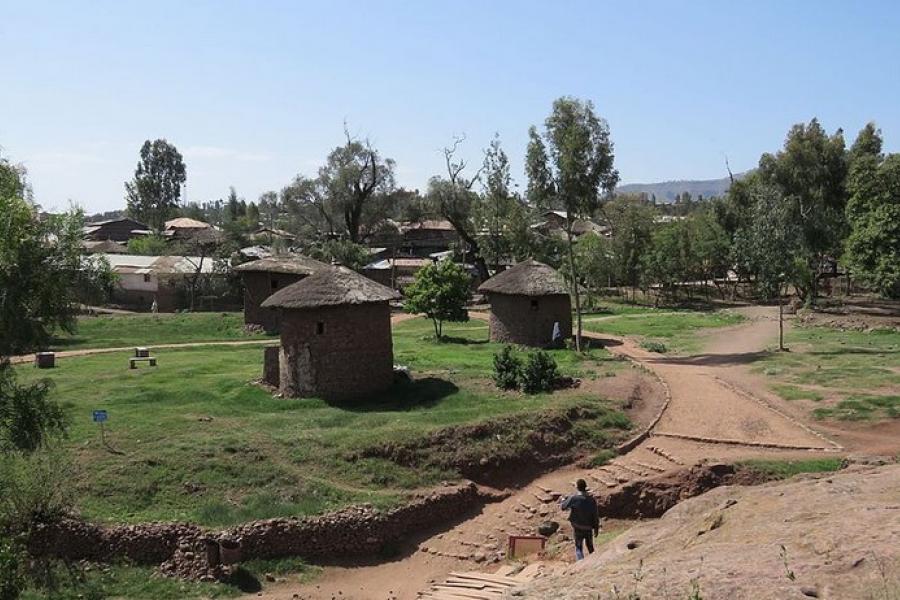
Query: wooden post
779 281 785 352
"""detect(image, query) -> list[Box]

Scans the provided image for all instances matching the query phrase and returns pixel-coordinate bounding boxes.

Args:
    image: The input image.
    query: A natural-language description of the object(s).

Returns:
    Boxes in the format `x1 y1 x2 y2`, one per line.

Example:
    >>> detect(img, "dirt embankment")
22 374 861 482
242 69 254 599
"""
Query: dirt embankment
520 463 900 600
353 405 632 487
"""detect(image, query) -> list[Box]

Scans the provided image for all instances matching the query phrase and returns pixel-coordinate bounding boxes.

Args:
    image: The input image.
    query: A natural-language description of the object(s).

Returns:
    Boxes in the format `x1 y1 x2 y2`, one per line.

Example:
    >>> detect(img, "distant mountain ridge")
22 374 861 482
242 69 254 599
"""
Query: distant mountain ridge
617 173 746 203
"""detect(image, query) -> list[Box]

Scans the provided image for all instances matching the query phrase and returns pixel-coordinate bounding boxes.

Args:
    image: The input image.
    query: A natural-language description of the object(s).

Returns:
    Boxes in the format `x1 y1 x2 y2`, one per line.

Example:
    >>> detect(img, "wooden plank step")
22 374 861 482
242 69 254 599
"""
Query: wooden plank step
431 586 502 599
449 572 526 585
634 461 667 473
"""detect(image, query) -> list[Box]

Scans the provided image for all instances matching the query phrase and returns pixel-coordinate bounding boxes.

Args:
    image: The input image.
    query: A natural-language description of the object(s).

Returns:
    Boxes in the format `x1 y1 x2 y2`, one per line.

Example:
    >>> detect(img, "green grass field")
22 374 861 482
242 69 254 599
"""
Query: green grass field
581 309 745 354
737 457 845 479
757 326 900 421
50 312 274 351
17 316 629 527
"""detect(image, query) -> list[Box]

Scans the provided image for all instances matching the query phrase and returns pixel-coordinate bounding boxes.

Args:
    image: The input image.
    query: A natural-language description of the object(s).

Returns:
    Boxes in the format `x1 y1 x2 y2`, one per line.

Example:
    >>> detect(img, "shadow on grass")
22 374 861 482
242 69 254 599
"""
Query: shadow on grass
648 350 772 367
223 568 262 593
437 335 489 345
325 377 460 413
48 335 88 349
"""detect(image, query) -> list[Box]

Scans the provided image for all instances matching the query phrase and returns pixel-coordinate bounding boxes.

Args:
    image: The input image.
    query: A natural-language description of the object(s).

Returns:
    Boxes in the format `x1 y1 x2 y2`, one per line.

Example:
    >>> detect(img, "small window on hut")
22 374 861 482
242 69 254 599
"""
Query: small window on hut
530 299 539 311
316 321 325 335
271 278 280 291
143 273 151 283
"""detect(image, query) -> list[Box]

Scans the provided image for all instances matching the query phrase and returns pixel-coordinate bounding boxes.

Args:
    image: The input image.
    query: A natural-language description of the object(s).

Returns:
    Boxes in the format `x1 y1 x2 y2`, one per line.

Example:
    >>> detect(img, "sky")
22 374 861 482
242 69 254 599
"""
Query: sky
3 0 900 214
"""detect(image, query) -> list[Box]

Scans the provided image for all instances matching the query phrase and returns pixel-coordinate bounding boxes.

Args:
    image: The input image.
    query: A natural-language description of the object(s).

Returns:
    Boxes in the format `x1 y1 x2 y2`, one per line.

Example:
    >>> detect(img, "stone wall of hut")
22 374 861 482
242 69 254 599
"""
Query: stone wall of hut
487 293 572 347
278 302 394 399
241 271 304 333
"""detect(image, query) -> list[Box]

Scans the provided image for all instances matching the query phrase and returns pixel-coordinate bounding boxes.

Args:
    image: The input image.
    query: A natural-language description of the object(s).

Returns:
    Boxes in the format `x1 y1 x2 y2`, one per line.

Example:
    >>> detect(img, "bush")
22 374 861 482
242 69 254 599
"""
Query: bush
0 449 74 532
640 340 668 353
0 537 24 600
520 351 559 394
492 346 522 390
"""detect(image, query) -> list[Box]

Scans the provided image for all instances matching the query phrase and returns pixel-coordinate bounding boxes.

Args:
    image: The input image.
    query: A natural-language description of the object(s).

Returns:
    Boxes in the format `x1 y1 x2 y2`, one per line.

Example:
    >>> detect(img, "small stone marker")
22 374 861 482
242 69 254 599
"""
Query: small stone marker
134 347 150 358
35 352 55 369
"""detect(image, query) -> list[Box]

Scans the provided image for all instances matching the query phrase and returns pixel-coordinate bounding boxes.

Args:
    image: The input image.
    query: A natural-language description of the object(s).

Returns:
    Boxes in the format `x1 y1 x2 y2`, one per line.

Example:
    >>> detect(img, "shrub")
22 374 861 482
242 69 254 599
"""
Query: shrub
492 345 522 390
640 340 668 353
0 449 74 532
520 351 559 394
0 537 24 600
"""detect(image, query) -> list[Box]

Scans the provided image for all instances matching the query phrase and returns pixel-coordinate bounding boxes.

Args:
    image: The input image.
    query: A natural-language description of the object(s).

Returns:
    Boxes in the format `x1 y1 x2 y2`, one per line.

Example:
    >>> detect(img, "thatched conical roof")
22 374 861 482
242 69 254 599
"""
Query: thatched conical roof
478 259 569 297
262 265 400 309
234 255 328 276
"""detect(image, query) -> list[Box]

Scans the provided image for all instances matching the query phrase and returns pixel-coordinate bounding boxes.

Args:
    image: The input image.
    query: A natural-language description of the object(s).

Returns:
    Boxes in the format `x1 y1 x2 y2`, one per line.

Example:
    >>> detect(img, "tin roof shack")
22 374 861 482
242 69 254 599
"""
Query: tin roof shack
362 256 433 289
101 253 219 311
478 259 571 348
233 255 328 332
261 266 400 400
83 217 151 242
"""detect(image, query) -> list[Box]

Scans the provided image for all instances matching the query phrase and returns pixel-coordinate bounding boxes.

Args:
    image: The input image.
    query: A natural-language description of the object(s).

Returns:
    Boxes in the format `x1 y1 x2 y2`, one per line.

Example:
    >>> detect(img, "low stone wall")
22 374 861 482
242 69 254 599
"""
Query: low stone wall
27 482 505 580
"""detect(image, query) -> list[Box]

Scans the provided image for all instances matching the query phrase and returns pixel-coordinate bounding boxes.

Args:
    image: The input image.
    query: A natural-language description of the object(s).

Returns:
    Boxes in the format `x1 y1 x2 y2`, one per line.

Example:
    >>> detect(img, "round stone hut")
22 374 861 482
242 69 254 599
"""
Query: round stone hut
234 255 328 333
260 265 400 400
478 259 571 347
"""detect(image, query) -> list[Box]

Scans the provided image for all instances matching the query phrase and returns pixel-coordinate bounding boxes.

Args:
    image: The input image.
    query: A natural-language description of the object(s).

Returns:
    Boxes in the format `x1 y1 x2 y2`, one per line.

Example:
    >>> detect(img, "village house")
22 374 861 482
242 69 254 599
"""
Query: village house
83 217 151 242
233 255 329 332
478 259 572 348
533 210 610 238
82 239 128 254
362 256 433 289
398 219 460 257
261 265 400 400
101 253 219 312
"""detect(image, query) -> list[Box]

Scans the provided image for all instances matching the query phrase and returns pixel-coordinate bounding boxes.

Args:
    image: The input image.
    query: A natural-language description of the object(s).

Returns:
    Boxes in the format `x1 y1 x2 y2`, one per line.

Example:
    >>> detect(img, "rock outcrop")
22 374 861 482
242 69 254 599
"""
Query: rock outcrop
517 464 900 599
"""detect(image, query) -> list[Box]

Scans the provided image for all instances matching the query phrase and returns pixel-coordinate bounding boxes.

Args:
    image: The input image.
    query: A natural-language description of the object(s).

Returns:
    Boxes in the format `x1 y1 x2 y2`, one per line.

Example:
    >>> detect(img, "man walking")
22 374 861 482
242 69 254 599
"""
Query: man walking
560 478 600 560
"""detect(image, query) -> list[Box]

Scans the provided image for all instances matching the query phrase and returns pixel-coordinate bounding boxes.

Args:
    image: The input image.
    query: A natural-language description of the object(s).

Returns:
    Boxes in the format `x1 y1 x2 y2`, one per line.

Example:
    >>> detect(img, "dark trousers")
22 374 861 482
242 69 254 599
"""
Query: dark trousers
574 528 594 560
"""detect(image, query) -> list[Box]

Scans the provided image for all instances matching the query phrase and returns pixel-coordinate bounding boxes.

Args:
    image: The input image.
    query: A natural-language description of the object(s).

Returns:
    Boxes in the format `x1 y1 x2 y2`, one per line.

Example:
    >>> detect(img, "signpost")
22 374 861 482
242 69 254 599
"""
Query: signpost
93 409 110 448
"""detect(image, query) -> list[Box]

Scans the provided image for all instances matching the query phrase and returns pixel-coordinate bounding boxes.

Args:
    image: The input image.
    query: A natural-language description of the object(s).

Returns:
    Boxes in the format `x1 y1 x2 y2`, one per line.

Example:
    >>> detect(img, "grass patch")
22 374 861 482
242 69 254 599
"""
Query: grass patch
20 557 320 600
50 312 274 351
738 458 845 479
583 310 745 354
812 395 900 421
770 384 823 402
20 563 239 600
17 316 631 526
585 449 617 467
756 325 900 421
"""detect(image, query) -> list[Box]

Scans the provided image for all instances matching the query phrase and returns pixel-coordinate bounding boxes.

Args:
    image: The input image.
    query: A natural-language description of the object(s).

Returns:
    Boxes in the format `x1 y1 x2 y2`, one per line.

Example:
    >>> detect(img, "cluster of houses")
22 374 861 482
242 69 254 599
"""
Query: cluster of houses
255 257 572 401
83 210 598 315
84 214 579 400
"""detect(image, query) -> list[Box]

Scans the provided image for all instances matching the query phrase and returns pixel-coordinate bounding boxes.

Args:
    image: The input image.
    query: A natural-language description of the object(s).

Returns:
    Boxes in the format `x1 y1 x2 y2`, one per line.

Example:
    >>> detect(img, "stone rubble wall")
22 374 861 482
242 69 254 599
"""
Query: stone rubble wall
26 482 505 580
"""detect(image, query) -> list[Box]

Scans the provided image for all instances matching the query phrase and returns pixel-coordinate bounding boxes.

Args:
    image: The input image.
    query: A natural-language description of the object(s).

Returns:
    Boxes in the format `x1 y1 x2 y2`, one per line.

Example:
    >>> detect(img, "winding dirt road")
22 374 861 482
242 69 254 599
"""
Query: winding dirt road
248 306 849 600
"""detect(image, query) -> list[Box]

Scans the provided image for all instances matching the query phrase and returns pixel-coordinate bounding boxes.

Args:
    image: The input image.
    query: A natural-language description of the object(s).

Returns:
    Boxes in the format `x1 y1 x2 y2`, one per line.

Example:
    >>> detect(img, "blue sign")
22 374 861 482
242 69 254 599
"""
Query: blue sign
92 410 108 423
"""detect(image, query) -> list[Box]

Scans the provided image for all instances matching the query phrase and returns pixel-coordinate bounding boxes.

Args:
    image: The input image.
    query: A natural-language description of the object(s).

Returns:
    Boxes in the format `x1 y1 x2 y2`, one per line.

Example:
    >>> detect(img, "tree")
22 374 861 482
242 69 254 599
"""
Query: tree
757 119 847 304
574 232 615 303
306 239 371 272
428 136 490 281
844 124 900 298
283 129 396 243
403 260 471 339
732 183 803 349
1 159 110 452
474 135 530 273
126 234 169 256
125 139 187 231
526 97 619 350
605 196 655 301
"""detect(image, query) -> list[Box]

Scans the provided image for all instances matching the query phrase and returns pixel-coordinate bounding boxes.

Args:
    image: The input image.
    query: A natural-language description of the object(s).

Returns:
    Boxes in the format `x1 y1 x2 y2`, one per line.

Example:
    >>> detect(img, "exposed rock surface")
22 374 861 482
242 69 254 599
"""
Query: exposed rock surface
516 464 900 599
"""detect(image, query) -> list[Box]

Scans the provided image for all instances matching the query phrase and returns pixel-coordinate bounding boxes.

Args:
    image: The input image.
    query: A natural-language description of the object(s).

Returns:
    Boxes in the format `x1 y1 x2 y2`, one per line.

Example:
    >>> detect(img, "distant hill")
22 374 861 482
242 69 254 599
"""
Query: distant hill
617 173 747 203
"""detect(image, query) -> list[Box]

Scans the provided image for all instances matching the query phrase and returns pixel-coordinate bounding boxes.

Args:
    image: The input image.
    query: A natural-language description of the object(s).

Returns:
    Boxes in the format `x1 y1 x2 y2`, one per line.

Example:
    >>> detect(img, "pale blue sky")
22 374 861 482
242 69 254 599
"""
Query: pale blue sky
3 0 899 213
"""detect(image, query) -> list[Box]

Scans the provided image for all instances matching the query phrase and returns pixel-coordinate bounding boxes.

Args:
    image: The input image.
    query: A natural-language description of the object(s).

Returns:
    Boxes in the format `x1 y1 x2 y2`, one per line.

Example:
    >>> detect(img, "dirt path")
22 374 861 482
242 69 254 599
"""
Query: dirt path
8 313 421 365
247 308 845 600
